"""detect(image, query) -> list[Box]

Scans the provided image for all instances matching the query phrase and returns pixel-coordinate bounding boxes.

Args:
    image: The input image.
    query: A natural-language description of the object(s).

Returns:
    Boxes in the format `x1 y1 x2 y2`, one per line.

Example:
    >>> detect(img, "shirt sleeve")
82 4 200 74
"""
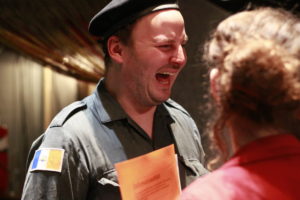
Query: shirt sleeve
21 127 90 200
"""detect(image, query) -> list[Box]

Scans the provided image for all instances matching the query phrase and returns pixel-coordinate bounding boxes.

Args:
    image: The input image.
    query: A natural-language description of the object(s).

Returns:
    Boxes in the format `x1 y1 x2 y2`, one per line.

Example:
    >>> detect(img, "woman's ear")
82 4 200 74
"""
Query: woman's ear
210 68 221 103
107 36 123 64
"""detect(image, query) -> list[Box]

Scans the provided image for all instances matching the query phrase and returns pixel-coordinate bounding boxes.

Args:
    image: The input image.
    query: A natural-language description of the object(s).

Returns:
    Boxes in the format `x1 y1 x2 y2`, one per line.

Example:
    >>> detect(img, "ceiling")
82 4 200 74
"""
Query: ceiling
208 0 300 13
2 0 298 83
0 0 111 82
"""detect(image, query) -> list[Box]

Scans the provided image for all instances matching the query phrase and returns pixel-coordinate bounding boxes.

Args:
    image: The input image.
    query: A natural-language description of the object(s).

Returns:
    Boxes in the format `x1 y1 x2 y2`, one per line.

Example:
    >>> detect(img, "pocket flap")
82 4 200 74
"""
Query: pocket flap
98 169 119 187
180 157 208 176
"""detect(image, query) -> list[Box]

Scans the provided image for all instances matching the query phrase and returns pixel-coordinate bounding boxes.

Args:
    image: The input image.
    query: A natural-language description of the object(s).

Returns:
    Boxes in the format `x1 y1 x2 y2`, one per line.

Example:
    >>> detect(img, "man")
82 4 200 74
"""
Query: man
21 0 207 199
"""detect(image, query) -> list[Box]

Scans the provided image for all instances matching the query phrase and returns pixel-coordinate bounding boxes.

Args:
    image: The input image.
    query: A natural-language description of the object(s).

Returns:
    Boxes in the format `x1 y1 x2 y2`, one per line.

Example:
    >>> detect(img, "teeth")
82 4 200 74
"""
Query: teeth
160 72 174 76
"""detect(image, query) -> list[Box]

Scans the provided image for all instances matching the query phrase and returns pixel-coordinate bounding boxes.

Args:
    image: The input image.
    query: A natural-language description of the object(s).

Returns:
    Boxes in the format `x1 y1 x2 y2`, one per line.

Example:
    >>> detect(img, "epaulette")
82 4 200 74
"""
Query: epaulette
164 99 190 116
49 101 87 128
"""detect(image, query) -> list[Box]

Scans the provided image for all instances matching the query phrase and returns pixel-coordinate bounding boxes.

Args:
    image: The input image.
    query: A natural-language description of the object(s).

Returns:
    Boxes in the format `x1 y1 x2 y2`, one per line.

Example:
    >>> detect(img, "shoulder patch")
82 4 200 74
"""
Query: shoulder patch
30 148 65 173
50 101 87 127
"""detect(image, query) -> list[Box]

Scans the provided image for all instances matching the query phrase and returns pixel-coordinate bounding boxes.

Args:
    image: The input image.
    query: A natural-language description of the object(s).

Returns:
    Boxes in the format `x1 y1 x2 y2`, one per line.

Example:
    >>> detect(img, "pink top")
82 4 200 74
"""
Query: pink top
181 134 300 200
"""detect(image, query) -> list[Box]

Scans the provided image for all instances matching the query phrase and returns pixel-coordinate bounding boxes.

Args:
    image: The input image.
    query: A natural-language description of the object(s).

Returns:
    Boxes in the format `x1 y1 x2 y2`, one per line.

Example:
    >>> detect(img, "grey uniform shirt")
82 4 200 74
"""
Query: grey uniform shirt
21 79 207 200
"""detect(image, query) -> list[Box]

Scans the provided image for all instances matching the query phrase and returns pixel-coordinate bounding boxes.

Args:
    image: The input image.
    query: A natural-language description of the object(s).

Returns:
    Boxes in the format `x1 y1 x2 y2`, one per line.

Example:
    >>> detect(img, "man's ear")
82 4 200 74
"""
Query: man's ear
210 68 220 103
107 36 123 64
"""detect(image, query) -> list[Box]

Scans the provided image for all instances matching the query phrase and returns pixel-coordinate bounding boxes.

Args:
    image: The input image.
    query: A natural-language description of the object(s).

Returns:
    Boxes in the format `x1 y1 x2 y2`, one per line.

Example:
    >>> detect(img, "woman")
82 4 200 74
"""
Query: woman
181 7 300 200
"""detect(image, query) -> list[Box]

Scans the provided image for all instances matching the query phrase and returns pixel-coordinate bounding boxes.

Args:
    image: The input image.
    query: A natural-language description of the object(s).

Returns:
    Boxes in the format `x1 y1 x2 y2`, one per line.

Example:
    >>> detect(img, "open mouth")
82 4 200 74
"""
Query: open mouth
155 72 174 85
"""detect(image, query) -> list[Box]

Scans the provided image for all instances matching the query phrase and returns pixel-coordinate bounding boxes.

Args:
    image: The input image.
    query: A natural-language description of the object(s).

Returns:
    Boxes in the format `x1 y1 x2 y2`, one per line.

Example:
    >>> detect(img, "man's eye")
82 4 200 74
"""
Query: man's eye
158 44 171 48
158 45 172 49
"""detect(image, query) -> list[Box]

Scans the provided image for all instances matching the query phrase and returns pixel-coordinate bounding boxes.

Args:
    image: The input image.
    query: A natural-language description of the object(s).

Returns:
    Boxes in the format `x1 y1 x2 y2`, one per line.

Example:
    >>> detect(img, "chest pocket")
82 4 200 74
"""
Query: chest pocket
88 169 121 200
178 156 208 187
181 157 208 176
98 169 119 187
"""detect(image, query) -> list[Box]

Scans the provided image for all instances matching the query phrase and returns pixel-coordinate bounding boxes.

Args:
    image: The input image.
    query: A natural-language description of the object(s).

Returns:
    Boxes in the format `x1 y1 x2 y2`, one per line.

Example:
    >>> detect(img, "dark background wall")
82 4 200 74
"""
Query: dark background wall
172 0 228 161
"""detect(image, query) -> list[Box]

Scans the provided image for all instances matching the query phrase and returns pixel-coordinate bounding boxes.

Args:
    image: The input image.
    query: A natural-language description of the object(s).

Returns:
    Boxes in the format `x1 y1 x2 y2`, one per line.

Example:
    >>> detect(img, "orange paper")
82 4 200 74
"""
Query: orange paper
115 144 181 200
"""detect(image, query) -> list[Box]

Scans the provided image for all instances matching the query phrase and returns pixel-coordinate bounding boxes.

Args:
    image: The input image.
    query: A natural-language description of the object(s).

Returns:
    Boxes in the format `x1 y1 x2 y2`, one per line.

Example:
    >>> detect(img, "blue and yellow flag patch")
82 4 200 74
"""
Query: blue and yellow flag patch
30 148 65 173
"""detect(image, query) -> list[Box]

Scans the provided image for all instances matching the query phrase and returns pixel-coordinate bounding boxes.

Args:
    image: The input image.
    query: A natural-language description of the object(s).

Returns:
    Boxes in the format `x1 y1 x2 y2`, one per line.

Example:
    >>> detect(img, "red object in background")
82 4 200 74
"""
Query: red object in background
0 126 8 195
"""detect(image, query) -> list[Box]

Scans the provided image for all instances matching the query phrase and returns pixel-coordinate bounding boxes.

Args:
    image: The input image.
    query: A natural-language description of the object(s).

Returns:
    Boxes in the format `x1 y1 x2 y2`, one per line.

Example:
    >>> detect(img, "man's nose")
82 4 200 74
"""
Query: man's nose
170 45 186 68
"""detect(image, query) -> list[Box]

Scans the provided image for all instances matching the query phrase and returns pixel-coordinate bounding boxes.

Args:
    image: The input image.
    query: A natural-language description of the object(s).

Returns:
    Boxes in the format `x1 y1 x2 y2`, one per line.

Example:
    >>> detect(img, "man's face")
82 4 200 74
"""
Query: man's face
120 9 188 107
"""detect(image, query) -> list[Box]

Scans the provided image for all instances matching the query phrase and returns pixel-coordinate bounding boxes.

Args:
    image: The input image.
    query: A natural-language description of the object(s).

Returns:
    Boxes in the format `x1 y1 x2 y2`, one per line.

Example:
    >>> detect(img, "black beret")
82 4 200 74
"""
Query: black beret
89 0 179 40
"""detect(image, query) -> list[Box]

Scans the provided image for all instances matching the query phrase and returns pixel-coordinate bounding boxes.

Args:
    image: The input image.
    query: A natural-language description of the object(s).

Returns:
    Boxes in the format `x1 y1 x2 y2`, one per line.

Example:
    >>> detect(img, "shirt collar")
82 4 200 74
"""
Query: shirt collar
155 103 175 124
92 78 128 123
92 78 174 124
